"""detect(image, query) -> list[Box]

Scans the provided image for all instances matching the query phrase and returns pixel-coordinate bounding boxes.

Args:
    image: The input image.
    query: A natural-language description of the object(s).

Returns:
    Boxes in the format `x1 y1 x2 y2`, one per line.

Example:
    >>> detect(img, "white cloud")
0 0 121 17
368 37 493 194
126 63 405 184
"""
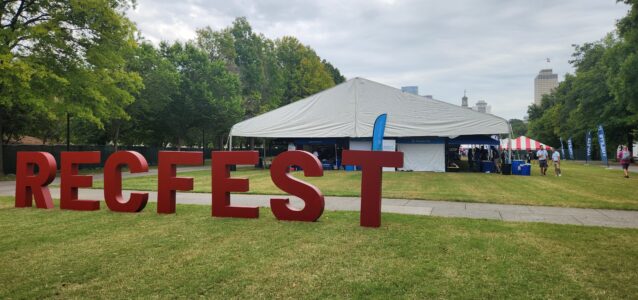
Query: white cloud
126 0 630 119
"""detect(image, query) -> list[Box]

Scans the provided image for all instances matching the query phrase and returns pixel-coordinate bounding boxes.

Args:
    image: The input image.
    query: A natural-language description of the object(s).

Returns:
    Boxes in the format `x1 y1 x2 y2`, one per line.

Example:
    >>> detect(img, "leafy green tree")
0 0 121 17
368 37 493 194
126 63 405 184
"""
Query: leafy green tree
1 0 141 174
322 59 346 84
509 119 528 137
120 42 180 146
607 0 638 147
528 31 637 155
160 42 242 148
230 17 267 118
196 17 343 137
197 18 284 120
275 36 335 105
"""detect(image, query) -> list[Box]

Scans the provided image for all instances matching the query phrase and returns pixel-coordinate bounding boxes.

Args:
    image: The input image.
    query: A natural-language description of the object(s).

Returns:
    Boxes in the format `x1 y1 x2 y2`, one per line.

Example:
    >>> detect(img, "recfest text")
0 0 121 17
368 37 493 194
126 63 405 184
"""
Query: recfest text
15 150 403 228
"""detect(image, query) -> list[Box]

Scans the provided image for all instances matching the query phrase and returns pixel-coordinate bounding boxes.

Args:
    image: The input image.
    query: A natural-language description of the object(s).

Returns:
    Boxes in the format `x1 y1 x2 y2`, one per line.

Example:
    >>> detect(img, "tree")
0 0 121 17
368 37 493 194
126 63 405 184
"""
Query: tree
0 0 141 174
527 32 637 154
509 119 528 137
160 41 243 148
608 0 638 147
195 17 343 148
197 18 284 120
275 36 335 105
121 42 180 146
322 59 346 84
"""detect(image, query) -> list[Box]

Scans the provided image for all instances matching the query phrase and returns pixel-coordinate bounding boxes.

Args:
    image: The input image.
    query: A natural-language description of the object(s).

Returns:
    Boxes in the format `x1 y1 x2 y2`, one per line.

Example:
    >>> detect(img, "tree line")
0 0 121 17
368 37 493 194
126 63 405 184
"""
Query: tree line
1 1 345 174
527 0 637 154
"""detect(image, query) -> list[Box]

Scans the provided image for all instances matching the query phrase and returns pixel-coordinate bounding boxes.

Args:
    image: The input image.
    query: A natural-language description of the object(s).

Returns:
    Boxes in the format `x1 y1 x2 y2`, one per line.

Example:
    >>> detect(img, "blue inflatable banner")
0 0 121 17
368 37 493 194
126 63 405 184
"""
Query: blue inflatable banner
372 114 387 151
585 131 592 161
597 125 608 165
560 137 565 159
567 138 574 160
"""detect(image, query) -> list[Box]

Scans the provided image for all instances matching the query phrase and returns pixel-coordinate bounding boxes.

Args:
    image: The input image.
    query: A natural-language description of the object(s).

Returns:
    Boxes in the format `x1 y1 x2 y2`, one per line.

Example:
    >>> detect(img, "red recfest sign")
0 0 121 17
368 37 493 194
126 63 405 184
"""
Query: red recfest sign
14 150 403 228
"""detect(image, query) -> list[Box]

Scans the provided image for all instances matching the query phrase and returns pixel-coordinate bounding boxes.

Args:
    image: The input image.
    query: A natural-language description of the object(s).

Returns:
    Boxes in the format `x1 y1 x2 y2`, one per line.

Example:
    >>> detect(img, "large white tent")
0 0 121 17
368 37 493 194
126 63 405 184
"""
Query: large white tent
229 78 511 171
231 78 509 138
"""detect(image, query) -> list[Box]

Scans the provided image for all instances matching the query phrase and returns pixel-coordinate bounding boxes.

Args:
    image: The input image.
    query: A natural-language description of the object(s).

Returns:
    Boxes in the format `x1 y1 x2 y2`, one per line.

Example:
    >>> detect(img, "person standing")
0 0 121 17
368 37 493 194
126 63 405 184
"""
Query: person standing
552 150 561 176
491 146 501 173
617 145 631 178
468 148 474 172
536 146 549 176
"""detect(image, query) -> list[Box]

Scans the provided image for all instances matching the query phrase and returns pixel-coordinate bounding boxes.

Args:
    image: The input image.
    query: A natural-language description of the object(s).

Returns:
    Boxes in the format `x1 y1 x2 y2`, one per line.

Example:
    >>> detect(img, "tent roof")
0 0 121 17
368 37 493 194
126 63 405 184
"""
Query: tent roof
501 136 554 151
230 77 510 138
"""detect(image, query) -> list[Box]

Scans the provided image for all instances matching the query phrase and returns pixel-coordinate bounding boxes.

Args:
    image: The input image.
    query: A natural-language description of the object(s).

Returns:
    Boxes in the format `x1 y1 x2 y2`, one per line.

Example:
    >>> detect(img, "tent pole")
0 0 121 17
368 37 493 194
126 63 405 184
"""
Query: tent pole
227 135 233 151
335 143 338 170
507 122 514 164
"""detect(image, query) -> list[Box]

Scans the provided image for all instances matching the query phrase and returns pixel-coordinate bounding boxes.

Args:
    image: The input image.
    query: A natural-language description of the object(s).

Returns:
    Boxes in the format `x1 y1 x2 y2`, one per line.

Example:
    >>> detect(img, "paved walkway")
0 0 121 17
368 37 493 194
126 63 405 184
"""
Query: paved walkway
1 178 637 228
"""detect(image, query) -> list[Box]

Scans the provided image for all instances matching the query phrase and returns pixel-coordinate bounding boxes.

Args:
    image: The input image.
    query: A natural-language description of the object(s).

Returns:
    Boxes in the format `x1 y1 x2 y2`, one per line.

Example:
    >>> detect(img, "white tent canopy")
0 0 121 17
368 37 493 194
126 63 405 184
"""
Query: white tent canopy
230 78 510 139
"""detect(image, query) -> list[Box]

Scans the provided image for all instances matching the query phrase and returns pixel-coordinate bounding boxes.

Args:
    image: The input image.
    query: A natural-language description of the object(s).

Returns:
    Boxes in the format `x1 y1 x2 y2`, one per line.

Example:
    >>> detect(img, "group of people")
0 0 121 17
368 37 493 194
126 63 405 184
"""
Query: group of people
535 146 561 176
467 146 502 173
535 145 633 178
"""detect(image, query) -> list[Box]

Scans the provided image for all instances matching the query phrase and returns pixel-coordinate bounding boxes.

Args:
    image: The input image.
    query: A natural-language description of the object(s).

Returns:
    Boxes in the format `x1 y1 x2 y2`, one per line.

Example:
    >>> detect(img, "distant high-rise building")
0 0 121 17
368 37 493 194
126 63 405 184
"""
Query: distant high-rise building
534 69 558 106
401 86 418 95
461 90 468 108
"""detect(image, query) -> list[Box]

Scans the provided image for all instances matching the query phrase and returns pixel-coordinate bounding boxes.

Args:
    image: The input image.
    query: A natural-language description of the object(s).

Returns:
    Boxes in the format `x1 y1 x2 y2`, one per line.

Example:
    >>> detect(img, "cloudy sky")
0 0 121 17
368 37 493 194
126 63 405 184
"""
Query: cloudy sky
126 0 629 120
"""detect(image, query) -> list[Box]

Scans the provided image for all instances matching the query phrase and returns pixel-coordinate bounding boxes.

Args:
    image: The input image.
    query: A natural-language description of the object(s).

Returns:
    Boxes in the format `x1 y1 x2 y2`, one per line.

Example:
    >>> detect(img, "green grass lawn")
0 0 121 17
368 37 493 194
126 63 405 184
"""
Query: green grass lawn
94 161 638 210
0 196 636 298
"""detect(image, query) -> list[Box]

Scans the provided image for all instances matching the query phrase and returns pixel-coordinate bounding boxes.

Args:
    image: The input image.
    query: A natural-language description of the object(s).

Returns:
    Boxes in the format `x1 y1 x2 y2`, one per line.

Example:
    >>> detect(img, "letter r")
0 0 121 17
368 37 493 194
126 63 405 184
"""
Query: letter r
15 152 57 209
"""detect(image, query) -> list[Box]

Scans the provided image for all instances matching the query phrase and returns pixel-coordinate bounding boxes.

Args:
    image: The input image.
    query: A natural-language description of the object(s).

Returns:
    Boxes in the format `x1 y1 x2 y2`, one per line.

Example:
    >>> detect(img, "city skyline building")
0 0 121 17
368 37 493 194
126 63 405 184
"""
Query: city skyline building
461 91 492 114
534 69 559 106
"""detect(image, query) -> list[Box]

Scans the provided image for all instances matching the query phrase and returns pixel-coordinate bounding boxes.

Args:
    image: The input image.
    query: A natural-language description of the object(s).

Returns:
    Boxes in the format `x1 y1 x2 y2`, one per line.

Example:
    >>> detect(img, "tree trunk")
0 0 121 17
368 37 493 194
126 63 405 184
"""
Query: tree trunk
249 137 255 150
0 122 4 176
66 113 71 151
113 123 120 152
201 128 206 166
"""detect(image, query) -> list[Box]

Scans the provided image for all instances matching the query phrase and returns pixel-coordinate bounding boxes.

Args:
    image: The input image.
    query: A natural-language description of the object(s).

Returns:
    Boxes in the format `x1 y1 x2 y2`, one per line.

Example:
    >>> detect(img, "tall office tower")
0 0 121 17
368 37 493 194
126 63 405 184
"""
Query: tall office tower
461 90 468 108
534 69 558 106
401 86 418 95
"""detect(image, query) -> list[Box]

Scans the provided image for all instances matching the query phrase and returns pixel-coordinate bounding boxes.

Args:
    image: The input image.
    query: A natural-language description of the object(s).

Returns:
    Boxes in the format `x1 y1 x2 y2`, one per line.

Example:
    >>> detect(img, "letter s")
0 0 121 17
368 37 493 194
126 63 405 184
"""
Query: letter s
270 150 324 222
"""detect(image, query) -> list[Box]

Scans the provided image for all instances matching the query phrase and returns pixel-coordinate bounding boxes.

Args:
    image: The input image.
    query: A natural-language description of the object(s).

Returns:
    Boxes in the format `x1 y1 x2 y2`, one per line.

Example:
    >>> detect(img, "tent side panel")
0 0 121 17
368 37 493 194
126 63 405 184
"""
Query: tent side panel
397 143 445 172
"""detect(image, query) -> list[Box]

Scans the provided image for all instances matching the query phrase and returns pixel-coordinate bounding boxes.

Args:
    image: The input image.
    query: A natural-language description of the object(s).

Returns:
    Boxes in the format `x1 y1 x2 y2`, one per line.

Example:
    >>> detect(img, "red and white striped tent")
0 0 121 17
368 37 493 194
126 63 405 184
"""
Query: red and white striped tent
500 136 554 151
